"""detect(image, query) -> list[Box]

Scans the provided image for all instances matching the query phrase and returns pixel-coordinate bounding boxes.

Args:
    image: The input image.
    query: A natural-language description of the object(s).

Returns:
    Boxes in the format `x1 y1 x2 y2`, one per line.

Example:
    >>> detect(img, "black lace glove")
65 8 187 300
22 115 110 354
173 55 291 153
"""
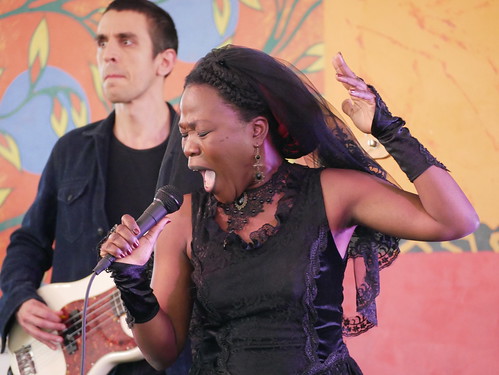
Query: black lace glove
109 262 160 328
369 85 448 182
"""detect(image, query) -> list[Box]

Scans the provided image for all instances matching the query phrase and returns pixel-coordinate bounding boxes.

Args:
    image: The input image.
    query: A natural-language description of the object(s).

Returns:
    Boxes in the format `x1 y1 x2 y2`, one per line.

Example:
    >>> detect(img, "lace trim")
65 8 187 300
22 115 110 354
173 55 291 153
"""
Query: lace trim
218 161 290 233
216 161 301 250
342 227 400 336
303 225 326 364
419 143 448 171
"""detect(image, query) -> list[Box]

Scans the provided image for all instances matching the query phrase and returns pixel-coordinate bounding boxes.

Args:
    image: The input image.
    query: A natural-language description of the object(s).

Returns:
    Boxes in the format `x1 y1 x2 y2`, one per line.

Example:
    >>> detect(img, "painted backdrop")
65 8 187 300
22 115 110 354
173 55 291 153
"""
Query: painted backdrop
0 0 497 374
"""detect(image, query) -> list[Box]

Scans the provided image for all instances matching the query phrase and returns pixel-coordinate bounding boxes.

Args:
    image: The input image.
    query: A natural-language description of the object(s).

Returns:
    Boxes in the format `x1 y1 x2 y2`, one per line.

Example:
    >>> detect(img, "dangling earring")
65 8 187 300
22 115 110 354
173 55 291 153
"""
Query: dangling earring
253 145 265 183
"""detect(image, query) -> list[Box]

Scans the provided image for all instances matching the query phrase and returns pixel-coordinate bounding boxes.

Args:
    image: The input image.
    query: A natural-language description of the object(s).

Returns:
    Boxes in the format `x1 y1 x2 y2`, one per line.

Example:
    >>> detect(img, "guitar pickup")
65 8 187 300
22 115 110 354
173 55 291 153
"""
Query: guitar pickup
62 309 81 355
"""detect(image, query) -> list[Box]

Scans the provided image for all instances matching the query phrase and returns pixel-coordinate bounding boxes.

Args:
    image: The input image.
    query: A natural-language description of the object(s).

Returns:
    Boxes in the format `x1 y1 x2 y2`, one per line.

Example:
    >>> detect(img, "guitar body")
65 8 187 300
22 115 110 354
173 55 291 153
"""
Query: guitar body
7 273 143 375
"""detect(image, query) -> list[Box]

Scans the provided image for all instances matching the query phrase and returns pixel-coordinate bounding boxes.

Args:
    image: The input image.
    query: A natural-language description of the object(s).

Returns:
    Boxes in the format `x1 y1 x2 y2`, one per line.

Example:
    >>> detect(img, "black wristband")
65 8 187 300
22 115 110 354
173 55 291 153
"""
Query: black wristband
109 262 160 327
369 85 448 182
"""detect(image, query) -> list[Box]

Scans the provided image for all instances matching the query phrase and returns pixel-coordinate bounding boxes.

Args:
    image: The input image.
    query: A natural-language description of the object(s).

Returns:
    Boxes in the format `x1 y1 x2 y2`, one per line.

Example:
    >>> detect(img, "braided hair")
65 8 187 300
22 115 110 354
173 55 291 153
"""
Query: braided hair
184 44 386 179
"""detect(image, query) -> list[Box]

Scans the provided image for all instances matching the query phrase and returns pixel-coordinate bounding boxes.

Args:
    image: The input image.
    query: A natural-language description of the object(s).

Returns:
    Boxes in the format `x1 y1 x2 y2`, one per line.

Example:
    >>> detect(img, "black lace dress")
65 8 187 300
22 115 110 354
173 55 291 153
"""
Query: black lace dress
189 163 363 375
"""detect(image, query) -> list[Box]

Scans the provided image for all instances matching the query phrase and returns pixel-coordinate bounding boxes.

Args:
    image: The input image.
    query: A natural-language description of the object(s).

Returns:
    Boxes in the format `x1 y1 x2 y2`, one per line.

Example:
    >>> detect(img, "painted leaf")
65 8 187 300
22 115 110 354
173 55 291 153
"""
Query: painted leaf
50 97 69 137
71 98 88 128
213 0 231 36
0 188 12 208
0 134 21 170
302 43 324 73
90 63 105 103
28 19 49 70
219 36 234 48
239 0 262 10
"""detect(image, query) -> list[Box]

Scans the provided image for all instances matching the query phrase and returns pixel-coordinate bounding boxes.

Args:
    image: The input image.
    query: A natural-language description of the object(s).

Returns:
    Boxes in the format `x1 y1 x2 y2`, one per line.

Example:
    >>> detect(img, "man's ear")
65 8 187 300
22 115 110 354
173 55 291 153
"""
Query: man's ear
251 116 269 145
156 48 177 77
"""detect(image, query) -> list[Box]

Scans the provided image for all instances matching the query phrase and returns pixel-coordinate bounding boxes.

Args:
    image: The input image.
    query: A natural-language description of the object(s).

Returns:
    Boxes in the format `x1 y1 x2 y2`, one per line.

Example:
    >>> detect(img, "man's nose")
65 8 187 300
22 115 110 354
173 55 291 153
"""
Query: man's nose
101 40 120 62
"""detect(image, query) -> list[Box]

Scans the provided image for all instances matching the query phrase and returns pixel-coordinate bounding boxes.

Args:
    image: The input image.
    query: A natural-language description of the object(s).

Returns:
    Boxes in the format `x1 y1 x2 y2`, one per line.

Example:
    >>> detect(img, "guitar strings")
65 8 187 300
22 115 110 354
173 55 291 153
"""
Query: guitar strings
13 298 121 375
60 288 132 352
14 288 133 374
61 288 121 332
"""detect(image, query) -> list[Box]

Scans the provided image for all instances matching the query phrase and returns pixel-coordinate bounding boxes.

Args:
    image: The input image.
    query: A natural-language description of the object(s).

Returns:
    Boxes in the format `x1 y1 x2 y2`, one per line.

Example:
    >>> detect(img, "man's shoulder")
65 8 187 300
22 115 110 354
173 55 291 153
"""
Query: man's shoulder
55 118 110 147
63 118 107 137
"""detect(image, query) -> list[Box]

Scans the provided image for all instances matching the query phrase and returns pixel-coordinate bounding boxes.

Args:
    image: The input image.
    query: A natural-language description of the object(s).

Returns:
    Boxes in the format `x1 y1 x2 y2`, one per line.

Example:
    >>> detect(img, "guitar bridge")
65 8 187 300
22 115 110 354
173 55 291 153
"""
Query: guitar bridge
14 345 36 375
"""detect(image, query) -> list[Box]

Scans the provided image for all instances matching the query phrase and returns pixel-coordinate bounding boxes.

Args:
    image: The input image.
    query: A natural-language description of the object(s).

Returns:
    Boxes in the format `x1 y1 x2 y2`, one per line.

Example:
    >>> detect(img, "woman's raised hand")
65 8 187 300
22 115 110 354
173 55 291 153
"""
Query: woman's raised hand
332 52 376 134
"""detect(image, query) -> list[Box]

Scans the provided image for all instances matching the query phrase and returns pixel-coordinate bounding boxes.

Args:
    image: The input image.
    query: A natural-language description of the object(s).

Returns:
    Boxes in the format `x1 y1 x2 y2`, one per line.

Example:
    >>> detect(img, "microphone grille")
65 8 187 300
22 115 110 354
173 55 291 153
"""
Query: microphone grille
155 185 184 213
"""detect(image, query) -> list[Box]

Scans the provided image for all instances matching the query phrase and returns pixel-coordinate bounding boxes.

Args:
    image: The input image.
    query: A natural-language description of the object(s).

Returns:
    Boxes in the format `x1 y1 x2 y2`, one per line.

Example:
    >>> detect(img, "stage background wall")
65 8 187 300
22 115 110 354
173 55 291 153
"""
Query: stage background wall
0 0 497 374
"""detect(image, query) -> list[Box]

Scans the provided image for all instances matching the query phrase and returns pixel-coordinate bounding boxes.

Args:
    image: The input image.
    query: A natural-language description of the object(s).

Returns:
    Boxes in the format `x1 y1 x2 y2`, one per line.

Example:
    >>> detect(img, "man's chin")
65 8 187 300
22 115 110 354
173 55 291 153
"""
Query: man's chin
106 96 130 105
102 87 129 104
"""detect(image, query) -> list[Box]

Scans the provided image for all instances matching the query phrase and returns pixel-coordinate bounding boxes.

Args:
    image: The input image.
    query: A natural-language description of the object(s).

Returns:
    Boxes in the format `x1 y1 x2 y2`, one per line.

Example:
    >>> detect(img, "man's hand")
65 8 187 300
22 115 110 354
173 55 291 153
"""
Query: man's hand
16 298 66 350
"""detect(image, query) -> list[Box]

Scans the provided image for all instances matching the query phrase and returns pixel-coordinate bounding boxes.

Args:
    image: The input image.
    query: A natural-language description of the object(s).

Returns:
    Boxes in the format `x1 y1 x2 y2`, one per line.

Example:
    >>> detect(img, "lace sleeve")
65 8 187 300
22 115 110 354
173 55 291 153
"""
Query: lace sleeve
342 226 400 336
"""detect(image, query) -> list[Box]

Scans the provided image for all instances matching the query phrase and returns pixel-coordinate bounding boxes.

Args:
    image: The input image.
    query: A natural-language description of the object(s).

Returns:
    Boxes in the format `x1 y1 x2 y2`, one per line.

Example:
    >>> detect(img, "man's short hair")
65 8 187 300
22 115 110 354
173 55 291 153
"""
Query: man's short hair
104 0 178 56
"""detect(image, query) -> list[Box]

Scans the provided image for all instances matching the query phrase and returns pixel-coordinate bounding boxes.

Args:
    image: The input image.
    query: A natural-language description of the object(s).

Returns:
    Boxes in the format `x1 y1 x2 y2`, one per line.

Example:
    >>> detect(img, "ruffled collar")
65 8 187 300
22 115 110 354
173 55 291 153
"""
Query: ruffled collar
206 161 305 250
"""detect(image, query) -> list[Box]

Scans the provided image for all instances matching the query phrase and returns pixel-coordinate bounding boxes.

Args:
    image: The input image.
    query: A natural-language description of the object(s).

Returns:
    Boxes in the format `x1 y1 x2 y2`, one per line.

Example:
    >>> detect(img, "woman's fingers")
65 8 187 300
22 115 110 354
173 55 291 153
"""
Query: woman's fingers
333 52 374 98
100 223 137 259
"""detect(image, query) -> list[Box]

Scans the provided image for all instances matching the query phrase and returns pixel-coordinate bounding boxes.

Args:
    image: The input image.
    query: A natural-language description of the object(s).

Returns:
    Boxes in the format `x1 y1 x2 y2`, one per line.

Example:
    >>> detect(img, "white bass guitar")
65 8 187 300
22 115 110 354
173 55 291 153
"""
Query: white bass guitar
7 272 143 375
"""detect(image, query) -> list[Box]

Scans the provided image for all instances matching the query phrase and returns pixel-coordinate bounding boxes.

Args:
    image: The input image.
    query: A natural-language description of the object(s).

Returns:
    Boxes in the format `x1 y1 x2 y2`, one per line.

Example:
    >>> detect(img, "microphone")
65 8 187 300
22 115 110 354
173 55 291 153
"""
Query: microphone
93 185 183 275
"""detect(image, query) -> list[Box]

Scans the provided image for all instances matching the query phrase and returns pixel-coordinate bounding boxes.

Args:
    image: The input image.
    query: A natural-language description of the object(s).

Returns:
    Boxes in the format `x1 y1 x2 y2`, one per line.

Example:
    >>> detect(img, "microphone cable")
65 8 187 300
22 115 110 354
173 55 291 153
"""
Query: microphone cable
80 272 97 375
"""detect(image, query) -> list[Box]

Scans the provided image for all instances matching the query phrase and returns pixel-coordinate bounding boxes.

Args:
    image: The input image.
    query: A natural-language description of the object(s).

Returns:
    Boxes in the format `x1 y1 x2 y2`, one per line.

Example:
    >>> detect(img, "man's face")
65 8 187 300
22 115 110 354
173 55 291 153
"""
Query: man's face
95 10 161 104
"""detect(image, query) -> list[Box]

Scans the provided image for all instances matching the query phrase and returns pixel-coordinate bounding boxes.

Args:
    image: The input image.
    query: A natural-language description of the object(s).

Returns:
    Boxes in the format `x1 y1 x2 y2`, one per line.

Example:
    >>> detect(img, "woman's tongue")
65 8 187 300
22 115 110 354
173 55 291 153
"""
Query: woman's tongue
203 170 216 193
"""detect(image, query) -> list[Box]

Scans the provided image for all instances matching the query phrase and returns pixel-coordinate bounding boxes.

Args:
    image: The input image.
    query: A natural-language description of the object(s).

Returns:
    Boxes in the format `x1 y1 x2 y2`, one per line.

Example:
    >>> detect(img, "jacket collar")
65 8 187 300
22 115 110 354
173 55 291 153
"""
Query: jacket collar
81 102 177 139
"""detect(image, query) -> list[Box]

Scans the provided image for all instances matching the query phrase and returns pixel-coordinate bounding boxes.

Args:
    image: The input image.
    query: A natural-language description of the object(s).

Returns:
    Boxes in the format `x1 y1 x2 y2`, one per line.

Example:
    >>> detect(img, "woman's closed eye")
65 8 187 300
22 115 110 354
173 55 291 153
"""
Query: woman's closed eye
179 130 210 139
197 130 211 138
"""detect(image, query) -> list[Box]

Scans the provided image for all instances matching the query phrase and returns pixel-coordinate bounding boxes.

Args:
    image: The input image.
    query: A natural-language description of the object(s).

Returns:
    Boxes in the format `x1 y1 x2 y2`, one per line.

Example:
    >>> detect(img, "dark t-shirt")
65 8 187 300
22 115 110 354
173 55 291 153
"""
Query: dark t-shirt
105 135 168 227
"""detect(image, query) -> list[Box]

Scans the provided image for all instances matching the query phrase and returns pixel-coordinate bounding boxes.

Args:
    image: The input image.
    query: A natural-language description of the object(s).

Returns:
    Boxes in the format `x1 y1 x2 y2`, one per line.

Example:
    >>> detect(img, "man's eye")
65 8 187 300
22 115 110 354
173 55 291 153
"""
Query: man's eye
198 131 210 137
122 39 133 46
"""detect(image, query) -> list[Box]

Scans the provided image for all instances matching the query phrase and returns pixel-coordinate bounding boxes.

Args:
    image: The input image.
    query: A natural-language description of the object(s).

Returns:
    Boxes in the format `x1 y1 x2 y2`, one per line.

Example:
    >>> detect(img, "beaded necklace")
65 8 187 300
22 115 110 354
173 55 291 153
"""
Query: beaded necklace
218 162 289 233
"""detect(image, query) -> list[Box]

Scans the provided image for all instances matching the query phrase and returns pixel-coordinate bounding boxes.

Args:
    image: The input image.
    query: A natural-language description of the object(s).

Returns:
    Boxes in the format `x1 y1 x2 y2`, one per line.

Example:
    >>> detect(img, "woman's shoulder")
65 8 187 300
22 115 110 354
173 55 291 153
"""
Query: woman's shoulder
319 168 381 211
320 167 376 184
